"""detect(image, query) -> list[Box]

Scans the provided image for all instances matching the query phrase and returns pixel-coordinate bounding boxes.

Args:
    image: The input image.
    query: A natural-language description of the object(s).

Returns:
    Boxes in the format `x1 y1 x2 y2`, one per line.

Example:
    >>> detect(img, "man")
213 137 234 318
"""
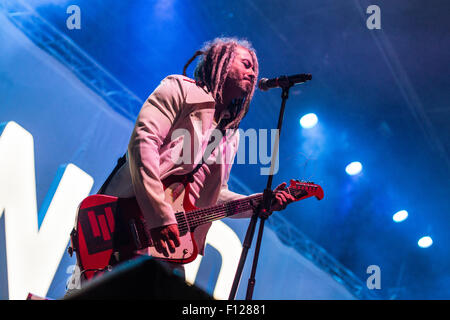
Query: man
66 37 294 292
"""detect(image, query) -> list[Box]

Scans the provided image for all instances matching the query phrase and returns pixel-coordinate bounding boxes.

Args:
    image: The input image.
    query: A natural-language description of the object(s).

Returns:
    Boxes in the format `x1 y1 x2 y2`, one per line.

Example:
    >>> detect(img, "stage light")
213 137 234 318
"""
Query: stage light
393 210 408 222
300 113 318 129
418 236 433 248
345 161 362 175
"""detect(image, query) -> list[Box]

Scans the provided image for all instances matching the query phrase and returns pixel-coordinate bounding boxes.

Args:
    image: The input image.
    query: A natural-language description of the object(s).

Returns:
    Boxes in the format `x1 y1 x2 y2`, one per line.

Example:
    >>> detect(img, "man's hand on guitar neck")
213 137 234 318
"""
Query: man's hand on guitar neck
270 182 296 212
150 224 181 257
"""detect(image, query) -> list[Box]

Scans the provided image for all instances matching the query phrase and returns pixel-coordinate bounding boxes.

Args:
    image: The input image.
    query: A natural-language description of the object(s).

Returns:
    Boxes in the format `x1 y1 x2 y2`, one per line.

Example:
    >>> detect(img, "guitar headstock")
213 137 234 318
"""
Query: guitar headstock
287 179 324 201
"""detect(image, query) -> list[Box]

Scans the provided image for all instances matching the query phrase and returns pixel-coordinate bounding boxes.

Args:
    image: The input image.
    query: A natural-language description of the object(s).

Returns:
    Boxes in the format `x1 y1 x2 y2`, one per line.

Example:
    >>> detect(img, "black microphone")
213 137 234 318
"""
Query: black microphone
258 73 312 91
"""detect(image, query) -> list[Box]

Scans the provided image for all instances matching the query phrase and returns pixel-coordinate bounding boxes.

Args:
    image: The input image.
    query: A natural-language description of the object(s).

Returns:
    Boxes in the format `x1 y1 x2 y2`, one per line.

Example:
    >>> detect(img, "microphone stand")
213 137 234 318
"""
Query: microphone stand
229 76 310 300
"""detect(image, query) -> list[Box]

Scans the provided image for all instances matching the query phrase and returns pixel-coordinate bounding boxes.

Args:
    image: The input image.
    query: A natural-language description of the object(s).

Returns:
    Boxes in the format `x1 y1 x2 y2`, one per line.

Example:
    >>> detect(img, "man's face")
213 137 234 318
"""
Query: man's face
223 46 256 100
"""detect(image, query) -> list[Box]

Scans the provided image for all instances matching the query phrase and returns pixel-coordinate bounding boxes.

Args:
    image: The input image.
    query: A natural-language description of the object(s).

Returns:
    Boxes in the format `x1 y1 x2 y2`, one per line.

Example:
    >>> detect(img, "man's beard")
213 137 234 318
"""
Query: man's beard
226 67 253 93
230 78 252 96
241 79 253 93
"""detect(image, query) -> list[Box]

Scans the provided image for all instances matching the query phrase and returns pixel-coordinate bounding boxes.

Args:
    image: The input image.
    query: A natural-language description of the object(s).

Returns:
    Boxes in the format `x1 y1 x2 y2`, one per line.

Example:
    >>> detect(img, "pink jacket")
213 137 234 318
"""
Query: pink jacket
104 74 253 254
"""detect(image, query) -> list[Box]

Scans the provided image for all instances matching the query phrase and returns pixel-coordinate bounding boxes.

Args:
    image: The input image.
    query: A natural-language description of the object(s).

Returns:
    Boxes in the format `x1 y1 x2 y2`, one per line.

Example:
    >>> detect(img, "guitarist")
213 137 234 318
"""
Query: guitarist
67 37 295 293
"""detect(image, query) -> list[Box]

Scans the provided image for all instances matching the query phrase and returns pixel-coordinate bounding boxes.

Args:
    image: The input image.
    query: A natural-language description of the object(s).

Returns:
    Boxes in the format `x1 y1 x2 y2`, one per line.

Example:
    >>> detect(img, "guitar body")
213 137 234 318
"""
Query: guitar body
139 181 198 264
70 180 199 281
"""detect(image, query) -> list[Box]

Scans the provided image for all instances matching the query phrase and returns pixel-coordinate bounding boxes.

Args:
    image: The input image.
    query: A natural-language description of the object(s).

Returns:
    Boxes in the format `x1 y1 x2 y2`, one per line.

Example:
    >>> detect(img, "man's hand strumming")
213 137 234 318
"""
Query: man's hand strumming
150 224 181 257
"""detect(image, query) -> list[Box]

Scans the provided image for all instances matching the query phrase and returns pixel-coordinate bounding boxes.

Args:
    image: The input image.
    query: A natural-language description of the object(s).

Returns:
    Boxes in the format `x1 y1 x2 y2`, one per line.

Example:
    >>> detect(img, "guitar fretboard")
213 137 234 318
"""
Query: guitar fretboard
175 185 311 233
175 193 262 233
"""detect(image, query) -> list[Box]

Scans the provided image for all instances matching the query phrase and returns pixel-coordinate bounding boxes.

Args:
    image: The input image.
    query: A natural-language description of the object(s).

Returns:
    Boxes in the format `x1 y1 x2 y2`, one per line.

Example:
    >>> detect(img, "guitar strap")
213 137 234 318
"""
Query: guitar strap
96 152 205 195
97 153 127 194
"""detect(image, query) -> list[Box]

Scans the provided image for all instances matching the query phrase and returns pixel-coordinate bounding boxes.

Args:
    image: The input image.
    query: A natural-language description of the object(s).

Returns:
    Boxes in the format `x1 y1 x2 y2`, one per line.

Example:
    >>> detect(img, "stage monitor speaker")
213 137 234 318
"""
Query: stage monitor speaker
63 256 212 300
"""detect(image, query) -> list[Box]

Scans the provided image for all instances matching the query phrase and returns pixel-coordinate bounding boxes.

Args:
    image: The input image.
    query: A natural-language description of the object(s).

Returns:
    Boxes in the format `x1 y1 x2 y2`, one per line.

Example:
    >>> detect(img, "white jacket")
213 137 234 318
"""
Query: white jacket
104 74 254 255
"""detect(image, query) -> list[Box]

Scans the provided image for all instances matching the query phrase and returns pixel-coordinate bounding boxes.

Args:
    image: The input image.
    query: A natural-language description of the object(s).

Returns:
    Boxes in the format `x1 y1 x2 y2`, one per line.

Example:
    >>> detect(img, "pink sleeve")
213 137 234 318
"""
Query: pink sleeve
127 75 186 229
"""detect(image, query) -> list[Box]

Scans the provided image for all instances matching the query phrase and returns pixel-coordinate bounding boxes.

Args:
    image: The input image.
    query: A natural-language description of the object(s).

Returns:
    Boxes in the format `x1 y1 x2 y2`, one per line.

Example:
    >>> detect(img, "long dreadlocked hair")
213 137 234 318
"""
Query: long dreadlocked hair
184 37 259 130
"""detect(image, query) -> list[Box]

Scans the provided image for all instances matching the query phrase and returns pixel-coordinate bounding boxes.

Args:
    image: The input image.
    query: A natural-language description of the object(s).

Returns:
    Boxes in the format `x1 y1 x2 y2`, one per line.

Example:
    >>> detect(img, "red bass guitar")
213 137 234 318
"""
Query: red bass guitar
68 179 324 281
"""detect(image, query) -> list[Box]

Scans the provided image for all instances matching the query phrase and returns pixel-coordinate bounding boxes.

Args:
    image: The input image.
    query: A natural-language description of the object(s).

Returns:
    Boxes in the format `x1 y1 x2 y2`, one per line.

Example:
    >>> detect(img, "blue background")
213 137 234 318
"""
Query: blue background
1 0 449 299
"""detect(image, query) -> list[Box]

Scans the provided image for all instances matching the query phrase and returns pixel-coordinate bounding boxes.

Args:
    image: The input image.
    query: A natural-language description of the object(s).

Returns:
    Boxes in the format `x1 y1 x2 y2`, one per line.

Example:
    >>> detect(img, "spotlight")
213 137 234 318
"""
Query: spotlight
300 113 318 129
345 161 362 175
418 236 433 248
393 210 408 223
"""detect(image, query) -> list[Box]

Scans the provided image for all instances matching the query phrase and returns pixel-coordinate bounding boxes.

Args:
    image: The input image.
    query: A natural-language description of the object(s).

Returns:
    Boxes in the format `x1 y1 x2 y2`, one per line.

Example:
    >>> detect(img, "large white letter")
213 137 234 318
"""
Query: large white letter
66 5 81 30
366 5 381 30
259 129 279 176
0 122 93 299
184 221 242 300
366 265 381 289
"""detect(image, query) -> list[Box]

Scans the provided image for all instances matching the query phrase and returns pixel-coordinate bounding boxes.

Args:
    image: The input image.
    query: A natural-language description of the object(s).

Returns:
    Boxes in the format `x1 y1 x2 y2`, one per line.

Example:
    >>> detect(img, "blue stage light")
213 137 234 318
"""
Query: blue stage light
345 161 362 175
300 113 318 129
393 210 408 222
418 236 433 248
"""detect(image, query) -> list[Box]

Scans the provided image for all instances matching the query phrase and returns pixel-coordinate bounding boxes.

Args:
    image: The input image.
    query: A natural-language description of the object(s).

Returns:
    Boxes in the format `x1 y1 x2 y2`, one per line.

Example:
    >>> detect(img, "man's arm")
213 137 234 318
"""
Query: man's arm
128 75 186 255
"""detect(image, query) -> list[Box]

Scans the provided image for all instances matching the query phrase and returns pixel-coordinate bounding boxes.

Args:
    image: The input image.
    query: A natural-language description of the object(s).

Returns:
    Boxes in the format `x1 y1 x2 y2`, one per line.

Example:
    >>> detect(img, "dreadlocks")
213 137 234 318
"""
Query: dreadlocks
188 37 259 130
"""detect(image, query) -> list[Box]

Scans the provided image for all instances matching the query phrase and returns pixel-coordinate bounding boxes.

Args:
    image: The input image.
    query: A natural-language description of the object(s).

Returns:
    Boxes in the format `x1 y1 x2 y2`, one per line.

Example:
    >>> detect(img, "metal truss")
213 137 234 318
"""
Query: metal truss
266 213 379 300
0 0 378 300
229 175 379 299
0 0 143 121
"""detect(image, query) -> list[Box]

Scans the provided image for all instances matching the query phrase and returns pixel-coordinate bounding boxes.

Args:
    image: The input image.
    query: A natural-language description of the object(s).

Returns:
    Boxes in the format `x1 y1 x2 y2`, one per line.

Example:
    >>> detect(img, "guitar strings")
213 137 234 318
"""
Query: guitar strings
177 186 294 231
175 192 265 232
183 194 260 223
175 200 254 233
174 185 311 233
186 185 313 228
175 195 260 233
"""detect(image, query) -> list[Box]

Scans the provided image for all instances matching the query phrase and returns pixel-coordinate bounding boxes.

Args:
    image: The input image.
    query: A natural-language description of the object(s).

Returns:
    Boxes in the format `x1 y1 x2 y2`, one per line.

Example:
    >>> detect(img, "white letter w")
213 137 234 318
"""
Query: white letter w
0 121 93 299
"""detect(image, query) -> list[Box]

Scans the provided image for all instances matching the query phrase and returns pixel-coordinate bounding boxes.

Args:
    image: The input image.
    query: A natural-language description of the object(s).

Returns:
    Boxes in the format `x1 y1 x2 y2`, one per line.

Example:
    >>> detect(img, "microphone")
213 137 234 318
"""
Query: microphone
258 74 312 91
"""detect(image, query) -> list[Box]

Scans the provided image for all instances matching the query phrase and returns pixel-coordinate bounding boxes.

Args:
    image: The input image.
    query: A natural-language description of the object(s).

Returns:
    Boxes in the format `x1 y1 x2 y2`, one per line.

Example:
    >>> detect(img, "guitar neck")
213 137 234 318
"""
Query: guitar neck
173 180 321 234
182 193 264 231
